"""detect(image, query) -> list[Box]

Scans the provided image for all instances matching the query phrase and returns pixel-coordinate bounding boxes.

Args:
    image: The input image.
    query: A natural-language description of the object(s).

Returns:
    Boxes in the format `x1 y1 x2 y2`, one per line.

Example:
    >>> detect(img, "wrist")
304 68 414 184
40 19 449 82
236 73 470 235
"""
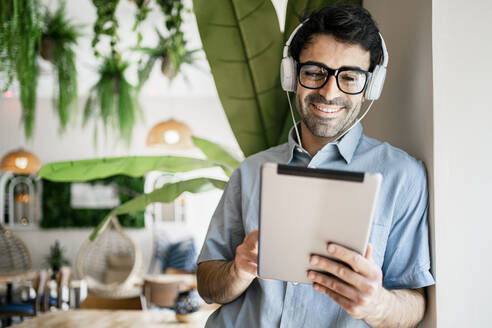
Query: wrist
364 287 393 327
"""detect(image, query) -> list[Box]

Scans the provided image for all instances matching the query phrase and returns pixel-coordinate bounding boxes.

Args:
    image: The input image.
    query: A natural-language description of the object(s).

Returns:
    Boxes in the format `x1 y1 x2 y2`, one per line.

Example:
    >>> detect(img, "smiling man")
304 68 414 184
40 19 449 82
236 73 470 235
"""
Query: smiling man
197 4 434 328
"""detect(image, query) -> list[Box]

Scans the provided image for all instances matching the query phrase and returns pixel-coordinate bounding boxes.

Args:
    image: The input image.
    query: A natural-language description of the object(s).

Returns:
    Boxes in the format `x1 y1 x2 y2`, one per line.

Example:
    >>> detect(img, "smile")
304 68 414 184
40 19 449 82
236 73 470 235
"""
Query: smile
311 103 344 115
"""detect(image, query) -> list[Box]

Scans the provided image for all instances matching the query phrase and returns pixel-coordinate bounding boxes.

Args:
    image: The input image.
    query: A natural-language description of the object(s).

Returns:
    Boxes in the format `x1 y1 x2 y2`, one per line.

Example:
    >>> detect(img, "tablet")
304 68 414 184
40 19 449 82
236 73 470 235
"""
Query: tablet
258 163 382 284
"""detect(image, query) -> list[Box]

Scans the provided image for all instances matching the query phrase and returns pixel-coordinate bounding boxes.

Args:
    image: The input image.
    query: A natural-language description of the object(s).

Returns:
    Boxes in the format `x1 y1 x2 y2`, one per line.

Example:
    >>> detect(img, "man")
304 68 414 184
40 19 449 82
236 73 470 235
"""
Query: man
197 4 434 327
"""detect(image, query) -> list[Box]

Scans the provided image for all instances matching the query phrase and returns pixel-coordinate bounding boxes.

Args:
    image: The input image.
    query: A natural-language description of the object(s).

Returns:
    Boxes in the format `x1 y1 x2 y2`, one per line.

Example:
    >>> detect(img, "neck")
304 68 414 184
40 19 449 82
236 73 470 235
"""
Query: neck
299 122 338 157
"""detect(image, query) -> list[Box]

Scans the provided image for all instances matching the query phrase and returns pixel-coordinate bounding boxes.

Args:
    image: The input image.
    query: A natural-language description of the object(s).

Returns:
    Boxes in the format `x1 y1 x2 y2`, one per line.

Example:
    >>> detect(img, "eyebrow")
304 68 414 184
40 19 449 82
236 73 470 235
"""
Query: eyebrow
300 61 367 72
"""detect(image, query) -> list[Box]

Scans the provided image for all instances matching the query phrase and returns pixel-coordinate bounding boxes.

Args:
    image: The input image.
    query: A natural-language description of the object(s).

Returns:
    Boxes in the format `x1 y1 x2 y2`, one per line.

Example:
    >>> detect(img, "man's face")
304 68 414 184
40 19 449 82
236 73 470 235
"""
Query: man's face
295 34 371 139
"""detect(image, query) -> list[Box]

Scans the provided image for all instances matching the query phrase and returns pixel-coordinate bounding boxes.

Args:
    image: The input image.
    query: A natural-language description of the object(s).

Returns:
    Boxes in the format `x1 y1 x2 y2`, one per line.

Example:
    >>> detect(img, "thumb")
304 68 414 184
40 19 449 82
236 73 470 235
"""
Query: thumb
247 230 259 250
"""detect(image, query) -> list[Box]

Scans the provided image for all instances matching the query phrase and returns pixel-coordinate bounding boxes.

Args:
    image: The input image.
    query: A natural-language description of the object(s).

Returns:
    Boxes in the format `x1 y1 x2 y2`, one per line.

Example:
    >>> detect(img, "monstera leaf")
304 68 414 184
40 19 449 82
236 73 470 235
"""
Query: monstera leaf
38 156 223 182
193 0 288 157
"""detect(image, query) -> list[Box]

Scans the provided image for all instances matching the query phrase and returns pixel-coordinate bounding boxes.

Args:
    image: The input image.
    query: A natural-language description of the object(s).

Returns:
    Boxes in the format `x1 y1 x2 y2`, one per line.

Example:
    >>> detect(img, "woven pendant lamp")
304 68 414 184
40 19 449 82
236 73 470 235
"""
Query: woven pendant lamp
146 119 193 150
0 149 42 174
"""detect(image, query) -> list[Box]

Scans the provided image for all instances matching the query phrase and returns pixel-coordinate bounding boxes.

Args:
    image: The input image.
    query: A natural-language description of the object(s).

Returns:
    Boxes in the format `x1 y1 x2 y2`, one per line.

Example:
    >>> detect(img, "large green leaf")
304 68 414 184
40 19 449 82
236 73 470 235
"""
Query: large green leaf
193 0 288 157
192 136 241 177
90 177 227 240
38 156 226 182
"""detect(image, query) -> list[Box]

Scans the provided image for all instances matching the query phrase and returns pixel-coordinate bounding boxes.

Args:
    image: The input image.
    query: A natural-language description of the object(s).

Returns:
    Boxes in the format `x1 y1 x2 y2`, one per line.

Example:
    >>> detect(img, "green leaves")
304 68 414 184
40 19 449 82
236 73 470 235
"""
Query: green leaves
38 156 225 182
0 0 43 139
83 54 140 147
192 136 240 177
90 177 227 240
43 0 82 133
194 0 362 155
38 136 239 241
193 0 288 157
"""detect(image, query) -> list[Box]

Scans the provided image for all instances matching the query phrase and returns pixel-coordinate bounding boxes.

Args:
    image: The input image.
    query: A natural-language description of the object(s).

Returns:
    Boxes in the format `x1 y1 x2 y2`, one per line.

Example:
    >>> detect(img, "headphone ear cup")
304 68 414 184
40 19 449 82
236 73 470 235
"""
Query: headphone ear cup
280 57 297 92
365 65 386 100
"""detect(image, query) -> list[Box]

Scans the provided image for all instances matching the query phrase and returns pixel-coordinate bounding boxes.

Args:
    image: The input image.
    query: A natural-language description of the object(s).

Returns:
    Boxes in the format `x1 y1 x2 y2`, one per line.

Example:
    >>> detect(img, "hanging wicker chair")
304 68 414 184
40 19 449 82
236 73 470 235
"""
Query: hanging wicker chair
76 217 143 298
0 223 31 274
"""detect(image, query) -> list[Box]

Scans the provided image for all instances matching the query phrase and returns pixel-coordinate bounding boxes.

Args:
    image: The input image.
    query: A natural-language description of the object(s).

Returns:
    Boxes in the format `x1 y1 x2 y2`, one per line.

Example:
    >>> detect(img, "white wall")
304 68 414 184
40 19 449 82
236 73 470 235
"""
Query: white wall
363 0 436 326
433 0 492 326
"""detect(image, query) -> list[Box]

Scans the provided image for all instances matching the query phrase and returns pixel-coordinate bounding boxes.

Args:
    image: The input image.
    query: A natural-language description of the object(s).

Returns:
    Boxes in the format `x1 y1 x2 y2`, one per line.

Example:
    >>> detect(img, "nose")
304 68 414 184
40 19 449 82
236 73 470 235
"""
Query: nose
318 75 341 100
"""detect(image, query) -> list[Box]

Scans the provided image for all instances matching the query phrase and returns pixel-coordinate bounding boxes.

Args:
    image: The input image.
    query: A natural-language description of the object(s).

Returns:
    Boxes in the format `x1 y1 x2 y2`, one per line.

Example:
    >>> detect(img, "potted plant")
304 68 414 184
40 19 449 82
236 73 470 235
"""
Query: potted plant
134 28 200 89
45 240 71 278
83 53 141 147
41 1 82 133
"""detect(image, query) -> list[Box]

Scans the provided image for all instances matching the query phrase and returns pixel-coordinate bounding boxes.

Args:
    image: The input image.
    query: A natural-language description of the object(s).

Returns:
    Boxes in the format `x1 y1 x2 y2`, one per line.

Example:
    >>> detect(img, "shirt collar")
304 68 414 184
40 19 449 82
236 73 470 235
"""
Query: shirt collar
286 122 363 164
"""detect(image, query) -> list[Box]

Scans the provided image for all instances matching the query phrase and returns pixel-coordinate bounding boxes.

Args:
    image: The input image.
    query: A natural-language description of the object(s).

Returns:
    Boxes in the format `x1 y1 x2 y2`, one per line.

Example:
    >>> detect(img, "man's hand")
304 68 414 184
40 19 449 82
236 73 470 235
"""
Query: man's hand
307 243 387 322
233 229 259 283
197 230 259 304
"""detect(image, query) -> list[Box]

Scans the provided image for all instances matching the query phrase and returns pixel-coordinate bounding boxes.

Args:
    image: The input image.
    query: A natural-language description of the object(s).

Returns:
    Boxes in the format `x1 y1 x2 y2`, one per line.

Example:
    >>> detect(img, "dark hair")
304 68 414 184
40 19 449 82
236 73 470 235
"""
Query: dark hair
290 3 382 72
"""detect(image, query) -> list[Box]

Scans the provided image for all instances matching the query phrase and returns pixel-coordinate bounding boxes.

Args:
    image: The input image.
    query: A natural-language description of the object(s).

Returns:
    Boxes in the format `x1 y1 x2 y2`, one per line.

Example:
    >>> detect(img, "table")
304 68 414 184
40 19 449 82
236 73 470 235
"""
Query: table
0 270 37 302
143 274 197 290
13 307 219 328
0 270 38 326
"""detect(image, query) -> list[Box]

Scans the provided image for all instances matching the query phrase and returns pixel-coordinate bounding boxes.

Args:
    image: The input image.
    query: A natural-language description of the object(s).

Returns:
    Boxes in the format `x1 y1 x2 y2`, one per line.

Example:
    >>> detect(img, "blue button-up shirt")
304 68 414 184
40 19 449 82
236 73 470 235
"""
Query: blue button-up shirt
197 123 435 327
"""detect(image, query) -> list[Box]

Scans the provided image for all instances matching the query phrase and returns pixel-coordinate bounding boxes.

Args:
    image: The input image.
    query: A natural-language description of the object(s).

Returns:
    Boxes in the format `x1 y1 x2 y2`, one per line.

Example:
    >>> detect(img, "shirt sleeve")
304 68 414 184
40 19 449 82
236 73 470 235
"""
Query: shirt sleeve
197 168 245 264
382 162 435 289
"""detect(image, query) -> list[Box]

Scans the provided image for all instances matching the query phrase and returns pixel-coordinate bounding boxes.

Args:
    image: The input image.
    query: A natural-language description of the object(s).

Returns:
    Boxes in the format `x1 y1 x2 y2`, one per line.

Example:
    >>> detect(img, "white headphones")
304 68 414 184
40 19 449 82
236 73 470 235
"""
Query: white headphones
280 20 389 100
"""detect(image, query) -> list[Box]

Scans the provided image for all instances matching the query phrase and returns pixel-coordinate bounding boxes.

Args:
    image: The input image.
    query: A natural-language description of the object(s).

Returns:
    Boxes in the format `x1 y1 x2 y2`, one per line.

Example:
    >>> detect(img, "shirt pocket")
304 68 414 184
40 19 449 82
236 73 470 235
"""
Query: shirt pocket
368 223 389 268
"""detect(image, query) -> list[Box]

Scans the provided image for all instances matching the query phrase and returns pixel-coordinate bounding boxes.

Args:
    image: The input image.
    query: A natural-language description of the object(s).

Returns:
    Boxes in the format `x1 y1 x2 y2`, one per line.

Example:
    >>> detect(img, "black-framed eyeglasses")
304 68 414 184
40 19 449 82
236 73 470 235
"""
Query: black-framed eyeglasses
297 61 370 95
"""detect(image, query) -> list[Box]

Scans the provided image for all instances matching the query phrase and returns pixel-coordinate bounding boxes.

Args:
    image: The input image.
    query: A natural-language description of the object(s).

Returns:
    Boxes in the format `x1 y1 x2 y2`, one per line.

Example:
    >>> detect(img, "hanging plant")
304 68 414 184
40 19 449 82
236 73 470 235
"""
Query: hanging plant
0 0 43 139
91 0 120 58
132 0 199 82
42 1 82 133
133 28 200 89
0 0 18 91
131 0 151 47
83 53 140 146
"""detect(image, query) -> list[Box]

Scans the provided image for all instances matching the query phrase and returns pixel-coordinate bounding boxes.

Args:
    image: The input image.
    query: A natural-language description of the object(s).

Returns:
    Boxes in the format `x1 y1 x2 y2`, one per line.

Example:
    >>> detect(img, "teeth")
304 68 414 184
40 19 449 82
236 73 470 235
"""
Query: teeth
315 104 342 113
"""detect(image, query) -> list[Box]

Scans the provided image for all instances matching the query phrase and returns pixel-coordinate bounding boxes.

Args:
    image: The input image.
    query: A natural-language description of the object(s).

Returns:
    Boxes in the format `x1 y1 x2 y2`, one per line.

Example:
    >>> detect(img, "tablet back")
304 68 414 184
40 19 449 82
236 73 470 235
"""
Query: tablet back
258 163 382 284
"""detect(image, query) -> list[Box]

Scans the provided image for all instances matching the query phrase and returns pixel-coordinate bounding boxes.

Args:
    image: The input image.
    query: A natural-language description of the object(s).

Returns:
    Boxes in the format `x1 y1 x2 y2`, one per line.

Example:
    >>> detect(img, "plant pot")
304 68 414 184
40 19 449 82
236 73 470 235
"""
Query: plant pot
161 55 175 78
41 37 55 61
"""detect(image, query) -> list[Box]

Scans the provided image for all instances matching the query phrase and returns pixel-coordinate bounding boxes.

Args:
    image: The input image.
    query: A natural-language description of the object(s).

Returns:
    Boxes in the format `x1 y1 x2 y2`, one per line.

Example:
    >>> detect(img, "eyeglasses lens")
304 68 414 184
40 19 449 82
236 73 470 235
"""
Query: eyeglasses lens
299 64 367 94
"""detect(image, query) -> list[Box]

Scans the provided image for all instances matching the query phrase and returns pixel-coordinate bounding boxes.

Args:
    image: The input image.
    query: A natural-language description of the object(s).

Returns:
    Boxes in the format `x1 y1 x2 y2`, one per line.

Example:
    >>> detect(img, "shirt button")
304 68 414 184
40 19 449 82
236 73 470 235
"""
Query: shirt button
293 282 298 285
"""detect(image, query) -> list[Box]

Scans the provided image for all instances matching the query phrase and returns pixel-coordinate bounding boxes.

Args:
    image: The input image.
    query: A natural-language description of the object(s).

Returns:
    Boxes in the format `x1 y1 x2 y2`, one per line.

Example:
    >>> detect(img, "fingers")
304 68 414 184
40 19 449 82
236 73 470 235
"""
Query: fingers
309 255 371 293
308 271 360 302
365 243 373 260
236 242 258 263
244 229 259 251
234 230 260 279
325 243 375 278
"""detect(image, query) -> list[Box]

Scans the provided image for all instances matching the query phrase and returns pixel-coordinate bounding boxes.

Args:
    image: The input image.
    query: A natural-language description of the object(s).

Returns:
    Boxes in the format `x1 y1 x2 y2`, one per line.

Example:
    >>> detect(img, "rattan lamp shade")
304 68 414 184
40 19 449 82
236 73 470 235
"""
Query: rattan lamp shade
146 120 193 150
0 149 42 174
